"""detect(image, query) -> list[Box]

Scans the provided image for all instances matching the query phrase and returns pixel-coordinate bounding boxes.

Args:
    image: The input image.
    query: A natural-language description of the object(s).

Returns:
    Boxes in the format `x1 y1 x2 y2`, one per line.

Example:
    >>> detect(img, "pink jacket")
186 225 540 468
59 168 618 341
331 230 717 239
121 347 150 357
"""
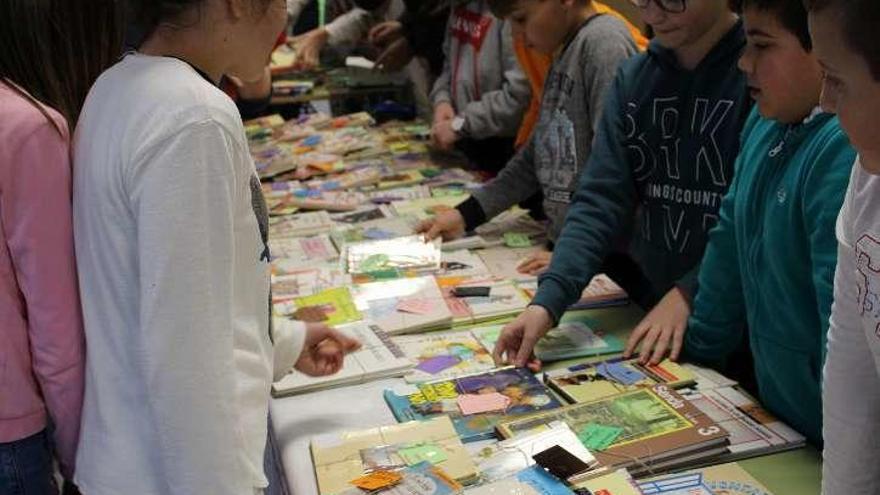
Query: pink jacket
0 81 84 479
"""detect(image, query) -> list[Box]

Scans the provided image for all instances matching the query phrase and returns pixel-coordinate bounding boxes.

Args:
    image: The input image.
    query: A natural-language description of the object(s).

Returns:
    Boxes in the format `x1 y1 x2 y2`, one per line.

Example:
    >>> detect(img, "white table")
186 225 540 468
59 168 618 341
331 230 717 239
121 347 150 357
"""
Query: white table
269 378 408 495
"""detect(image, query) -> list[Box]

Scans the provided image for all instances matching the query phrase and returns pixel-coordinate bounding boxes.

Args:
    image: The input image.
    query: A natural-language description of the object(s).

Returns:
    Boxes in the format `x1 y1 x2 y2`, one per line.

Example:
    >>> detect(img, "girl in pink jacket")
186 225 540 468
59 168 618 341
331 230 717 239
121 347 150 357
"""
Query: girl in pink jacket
0 1 122 493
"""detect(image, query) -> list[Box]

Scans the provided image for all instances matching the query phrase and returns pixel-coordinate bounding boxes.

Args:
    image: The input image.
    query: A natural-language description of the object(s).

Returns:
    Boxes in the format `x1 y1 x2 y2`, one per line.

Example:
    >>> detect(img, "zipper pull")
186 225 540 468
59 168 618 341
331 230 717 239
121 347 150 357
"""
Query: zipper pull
768 140 784 157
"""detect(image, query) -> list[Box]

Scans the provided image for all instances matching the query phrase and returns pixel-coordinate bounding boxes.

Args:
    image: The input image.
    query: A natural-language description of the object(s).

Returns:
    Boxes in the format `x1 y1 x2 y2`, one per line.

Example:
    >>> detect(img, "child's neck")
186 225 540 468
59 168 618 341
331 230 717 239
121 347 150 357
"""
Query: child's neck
141 27 226 85
675 12 739 70
559 3 599 56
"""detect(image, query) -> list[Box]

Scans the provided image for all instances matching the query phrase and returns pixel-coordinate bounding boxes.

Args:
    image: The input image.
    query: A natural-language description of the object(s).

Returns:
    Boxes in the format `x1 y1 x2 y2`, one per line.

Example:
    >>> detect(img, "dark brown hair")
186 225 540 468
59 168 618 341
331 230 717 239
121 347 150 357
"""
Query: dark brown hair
731 0 811 50
803 0 880 80
487 0 591 19
0 0 124 128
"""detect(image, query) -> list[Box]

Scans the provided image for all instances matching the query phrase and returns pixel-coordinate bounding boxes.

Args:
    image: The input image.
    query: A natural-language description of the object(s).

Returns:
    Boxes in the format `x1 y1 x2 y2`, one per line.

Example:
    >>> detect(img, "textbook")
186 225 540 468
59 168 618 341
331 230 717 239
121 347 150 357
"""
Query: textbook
518 274 630 310
268 234 338 268
437 277 530 326
638 462 775 495
573 469 642 495
678 385 805 462
270 265 350 300
436 250 491 279
275 286 361 326
331 217 418 251
391 196 470 221
345 235 442 277
272 322 412 397
463 465 576 495
497 385 729 475
383 367 563 443
310 416 475 494
469 422 597 484
393 330 496 383
471 315 624 363
269 210 335 238
352 276 453 335
543 357 697 404
337 462 464 495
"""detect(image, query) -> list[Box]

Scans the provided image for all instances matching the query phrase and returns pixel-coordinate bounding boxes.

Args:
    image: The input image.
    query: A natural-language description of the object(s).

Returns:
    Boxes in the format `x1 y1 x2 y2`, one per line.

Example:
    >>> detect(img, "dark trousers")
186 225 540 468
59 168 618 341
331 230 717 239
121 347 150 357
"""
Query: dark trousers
0 429 57 495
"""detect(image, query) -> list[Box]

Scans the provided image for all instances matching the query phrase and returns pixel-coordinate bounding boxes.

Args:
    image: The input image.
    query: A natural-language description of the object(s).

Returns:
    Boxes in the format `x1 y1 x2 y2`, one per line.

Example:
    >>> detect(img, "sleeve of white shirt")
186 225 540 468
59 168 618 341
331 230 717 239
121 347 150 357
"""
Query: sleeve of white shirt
822 174 880 495
325 7 383 46
272 317 307 381
128 120 251 495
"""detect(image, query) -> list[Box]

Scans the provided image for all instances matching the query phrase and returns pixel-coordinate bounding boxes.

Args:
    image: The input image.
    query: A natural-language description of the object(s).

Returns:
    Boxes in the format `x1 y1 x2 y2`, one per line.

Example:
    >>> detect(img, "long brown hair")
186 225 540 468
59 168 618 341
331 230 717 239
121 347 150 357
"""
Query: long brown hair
0 0 124 128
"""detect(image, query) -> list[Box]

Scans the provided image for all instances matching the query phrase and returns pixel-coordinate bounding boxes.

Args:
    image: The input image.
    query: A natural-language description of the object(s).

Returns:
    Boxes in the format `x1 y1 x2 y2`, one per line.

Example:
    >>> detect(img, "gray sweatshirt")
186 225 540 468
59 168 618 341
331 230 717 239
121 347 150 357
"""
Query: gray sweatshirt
429 1 530 140
458 14 638 239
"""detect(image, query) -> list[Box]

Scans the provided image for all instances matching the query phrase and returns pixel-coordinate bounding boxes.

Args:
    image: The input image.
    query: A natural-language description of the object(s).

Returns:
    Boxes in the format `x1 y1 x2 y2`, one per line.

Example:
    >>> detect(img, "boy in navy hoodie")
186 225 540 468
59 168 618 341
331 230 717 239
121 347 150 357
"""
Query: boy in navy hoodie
494 0 751 368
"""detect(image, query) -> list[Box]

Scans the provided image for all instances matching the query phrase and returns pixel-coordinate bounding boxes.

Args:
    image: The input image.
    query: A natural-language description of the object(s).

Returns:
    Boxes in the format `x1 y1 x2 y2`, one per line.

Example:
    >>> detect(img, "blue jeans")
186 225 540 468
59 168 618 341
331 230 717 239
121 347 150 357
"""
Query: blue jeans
0 429 57 495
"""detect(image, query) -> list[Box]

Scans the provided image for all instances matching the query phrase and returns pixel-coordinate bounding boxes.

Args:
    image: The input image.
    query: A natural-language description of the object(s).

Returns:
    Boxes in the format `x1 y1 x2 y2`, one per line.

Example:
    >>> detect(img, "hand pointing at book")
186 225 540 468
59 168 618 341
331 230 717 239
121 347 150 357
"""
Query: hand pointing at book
416 209 466 241
295 323 362 376
493 305 552 372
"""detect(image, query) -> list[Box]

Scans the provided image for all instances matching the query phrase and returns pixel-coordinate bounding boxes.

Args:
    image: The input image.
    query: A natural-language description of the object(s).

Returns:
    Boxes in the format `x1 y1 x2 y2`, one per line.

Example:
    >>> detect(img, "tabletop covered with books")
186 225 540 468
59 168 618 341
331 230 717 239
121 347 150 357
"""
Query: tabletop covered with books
247 111 818 495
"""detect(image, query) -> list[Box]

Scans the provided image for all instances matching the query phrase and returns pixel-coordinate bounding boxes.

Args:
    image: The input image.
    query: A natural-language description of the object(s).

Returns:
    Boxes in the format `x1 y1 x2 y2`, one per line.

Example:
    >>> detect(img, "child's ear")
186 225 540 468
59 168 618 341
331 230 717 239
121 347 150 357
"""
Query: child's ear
224 0 249 20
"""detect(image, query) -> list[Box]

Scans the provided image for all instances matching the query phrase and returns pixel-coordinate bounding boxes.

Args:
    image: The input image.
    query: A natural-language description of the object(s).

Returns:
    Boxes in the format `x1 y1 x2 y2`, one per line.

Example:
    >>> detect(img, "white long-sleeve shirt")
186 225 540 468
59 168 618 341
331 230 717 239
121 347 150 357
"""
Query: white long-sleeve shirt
287 0 387 46
823 156 880 495
72 53 305 495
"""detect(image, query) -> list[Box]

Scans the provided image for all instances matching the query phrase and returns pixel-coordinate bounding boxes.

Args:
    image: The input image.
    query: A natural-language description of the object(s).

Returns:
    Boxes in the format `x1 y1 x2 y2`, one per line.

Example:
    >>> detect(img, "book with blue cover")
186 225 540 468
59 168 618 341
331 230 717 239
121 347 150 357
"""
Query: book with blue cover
383 367 563 443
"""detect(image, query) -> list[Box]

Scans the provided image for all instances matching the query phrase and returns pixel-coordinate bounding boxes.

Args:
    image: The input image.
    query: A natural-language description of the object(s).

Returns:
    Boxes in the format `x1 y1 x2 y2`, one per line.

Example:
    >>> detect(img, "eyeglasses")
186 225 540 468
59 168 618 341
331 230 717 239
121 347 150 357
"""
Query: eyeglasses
629 0 688 14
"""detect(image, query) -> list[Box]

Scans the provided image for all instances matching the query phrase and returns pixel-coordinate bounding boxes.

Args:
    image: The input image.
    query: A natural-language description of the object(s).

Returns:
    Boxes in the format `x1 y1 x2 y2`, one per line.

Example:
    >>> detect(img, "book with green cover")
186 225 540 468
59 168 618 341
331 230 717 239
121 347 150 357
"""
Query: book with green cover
470 315 624 363
497 385 729 473
543 357 696 404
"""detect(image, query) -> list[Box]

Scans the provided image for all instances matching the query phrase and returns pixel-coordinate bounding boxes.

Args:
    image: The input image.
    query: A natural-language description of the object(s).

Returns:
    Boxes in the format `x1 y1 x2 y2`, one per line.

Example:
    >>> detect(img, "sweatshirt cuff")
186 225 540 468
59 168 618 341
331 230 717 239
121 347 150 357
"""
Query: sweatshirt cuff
272 317 307 381
530 278 571 326
431 91 452 107
675 266 700 305
456 196 487 232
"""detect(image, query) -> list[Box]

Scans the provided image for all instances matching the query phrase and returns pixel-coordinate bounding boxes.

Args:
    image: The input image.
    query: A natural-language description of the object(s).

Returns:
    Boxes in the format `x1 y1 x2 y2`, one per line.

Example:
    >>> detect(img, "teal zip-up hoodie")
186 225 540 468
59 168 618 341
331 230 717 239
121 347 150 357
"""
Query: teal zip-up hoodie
684 107 855 446
532 21 751 319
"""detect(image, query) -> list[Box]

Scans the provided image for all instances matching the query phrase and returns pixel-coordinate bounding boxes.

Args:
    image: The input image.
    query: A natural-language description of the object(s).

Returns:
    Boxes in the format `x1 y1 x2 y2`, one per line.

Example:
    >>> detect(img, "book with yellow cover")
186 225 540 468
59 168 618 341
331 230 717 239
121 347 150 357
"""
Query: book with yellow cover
310 416 477 495
278 286 361 326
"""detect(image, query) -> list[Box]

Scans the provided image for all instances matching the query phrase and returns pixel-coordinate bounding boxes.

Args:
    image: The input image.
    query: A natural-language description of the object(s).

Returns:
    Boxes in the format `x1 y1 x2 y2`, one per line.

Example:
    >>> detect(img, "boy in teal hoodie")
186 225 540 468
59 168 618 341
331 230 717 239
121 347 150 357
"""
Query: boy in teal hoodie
632 0 855 445
494 0 751 367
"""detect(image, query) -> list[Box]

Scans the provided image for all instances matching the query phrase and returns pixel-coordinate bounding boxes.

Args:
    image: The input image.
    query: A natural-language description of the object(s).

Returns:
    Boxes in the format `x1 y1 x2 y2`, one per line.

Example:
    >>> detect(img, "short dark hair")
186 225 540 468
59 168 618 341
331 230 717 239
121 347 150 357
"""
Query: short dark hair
732 0 811 50
0 0 124 126
804 0 880 80
487 0 591 19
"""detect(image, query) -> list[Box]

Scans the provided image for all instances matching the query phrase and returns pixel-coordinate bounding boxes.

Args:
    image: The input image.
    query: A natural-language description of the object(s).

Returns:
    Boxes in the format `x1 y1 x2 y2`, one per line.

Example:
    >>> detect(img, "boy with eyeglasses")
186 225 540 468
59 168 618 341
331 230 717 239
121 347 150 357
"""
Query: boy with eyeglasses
493 0 752 369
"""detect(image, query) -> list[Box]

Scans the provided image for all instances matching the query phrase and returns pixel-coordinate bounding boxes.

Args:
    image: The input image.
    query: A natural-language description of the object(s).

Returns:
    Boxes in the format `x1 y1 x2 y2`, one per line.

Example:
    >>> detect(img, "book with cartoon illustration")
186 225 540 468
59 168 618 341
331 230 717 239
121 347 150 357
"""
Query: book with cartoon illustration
543 357 697 404
273 322 412 397
392 330 495 383
383 367 563 443
470 315 624 363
